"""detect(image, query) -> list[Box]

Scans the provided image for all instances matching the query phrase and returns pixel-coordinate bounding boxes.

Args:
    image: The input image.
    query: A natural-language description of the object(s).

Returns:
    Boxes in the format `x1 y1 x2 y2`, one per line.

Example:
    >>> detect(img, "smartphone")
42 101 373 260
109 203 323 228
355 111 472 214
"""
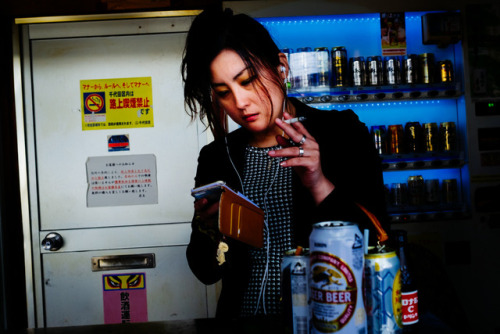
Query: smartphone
191 180 226 201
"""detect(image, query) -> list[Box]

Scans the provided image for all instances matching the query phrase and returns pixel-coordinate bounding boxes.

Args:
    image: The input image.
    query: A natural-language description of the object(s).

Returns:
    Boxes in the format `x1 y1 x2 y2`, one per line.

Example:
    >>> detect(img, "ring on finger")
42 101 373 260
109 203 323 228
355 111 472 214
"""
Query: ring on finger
298 134 307 145
298 146 304 157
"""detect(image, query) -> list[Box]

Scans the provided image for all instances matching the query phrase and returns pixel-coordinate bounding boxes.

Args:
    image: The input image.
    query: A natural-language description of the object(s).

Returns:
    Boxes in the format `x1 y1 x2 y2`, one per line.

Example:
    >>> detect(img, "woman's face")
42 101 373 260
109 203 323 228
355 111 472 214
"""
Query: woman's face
210 49 284 138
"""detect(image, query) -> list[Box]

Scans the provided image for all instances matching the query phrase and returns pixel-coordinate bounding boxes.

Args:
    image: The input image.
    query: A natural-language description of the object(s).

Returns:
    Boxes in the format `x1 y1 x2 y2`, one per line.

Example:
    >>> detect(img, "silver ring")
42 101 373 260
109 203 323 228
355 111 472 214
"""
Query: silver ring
298 135 307 145
298 146 304 157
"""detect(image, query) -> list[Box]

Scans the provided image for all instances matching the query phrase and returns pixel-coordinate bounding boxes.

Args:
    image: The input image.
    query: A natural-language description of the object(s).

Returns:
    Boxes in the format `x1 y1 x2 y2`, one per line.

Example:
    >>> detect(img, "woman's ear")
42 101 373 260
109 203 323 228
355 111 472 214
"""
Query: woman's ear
277 52 289 80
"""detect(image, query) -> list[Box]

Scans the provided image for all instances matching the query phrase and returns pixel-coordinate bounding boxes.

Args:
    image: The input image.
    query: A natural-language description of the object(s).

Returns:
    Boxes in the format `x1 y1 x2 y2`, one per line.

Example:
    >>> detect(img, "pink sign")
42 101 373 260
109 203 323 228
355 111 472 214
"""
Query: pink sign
102 273 148 324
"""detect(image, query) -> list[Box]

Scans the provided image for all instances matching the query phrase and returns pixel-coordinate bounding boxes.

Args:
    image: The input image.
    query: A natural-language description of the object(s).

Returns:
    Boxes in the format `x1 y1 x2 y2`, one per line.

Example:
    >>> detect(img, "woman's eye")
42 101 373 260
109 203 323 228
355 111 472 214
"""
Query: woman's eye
241 76 256 86
215 90 229 97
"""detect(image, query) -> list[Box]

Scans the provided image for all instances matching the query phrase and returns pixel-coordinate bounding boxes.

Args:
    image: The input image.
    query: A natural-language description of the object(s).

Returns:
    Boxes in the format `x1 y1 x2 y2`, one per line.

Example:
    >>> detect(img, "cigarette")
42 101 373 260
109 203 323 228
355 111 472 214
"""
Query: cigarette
283 116 306 124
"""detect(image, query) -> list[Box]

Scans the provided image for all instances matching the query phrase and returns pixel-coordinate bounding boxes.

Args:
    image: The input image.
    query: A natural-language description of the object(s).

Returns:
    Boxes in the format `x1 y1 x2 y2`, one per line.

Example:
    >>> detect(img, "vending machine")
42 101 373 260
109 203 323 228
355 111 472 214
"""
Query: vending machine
225 1 499 333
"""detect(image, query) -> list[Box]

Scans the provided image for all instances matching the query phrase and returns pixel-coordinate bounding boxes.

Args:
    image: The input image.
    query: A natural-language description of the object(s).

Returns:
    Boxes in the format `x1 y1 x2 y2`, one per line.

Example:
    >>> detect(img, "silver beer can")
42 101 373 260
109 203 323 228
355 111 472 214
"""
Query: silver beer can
350 57 366 86
309 221 367 334
367 56 384 86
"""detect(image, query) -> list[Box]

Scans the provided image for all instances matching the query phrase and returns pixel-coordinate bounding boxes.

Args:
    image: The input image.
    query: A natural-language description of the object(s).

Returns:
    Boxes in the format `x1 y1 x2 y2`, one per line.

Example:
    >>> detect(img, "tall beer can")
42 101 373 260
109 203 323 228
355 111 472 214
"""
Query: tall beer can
407 175 425 207
290 47 313 90
423 123 439 152
309 222 366 334
364 249 403 334
388 124 405 154
281 48 294 89
404 122 423 153
403 54 419 84
419 53 436 84
350 57 366 86
281 248 310 334
371 125 388 155
384 56 402 85
442 179 459 205
314 47 331 89
438 60 454 83
367 56 384 86
439 122 458 152
331 47 348 87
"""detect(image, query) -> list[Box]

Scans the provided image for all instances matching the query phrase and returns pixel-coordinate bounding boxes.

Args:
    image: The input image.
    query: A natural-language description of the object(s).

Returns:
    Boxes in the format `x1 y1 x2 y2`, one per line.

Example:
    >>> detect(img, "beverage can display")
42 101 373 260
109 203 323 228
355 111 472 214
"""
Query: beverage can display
331 46 348 87
404 122 423 153
439 122 457 152
419 53 436 84
403 54 419 84
384 56 401 85
350 57 366 86
388 124 405 154
423 123 439 152
281 248 310 334
364 248 402 334
314 47 331 89
367 56 384 86
438 60 454 83
407 175 425 207
309 221 366 334
371 125 388 155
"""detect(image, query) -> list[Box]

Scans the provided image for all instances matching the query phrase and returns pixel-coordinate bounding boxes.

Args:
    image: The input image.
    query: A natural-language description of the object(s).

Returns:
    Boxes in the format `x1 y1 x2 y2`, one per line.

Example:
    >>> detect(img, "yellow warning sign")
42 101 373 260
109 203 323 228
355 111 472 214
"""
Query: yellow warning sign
81 77 154 131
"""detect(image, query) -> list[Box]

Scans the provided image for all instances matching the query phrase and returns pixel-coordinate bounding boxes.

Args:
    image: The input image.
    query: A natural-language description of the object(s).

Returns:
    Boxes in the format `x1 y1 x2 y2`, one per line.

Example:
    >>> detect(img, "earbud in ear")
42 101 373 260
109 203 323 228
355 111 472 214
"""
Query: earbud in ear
280 66 286 73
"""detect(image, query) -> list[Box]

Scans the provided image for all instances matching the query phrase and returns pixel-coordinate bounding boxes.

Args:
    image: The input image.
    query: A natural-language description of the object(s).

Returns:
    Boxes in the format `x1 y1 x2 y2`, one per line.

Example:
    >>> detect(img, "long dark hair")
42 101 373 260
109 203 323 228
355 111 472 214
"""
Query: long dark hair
181 8 285 138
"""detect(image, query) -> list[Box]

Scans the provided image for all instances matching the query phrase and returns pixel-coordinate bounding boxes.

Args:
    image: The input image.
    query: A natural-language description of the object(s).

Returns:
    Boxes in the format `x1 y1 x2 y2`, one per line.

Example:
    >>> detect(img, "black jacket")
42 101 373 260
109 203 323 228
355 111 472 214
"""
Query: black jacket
186 98 387 318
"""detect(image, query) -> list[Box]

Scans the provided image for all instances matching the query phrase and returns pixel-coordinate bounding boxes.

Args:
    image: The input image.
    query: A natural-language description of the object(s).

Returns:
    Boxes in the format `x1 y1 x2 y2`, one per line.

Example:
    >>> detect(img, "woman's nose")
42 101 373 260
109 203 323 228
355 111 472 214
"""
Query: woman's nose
232 87 250 109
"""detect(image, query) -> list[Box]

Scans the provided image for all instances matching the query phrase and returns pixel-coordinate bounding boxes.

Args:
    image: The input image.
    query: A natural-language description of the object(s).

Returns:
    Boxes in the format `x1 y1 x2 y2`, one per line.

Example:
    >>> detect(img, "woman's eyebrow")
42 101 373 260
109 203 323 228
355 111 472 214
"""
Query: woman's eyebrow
211 67 249 87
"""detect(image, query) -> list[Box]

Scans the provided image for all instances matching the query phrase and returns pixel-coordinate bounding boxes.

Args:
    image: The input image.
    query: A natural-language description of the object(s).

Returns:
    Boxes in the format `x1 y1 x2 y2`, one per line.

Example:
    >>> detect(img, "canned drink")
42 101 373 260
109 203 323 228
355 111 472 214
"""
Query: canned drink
281 248 310 334
423 123 439 152
367 56 384 86
371 125 388 155
439 122 458 152
309 221 367 334
404 122 423 153
314 47 331 89
425 179 441 205
290 47 314 90
385 56 402 85
364 248 403 334
388 124 405 154
442 179 458 205
419 53 436 84
281 48 294 89
403 54 419 84
350 57 366 86
407 175 425 207
438 60 454 83
390 183 408 209
331 46 348 87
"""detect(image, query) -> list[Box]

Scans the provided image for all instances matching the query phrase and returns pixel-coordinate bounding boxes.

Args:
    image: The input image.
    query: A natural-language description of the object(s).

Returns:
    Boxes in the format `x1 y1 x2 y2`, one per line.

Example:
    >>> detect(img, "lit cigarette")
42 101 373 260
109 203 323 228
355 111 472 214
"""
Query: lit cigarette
283 116 306 124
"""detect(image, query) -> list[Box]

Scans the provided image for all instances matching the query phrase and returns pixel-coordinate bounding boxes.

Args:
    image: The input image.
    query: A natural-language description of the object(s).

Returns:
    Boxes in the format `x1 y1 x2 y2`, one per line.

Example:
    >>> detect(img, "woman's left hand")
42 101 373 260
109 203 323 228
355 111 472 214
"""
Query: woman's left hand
269 111 335 205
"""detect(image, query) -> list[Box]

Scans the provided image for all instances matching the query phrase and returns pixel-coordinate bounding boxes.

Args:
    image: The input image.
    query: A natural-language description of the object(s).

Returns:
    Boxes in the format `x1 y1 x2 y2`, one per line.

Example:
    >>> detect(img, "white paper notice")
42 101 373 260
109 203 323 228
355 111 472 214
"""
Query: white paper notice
86 154 158 207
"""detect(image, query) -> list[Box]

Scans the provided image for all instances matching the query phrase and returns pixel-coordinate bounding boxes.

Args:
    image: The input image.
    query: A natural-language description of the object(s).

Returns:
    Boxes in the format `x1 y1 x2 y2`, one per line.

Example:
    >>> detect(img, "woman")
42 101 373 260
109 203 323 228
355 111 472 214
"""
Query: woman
182 8 387 319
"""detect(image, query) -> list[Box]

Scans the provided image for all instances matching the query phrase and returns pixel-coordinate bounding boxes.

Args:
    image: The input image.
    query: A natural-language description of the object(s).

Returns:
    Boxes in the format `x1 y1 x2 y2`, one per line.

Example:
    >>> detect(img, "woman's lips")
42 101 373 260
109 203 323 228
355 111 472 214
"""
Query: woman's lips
243 114 259 122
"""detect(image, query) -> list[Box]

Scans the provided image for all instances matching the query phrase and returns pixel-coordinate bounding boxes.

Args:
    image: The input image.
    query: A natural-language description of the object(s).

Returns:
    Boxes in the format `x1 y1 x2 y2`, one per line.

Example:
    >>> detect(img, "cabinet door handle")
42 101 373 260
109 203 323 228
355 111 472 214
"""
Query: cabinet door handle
91 253 155 271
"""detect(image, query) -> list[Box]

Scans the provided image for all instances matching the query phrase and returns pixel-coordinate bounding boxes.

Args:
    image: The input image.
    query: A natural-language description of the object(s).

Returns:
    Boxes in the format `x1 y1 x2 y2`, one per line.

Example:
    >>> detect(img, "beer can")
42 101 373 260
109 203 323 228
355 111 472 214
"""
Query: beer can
404 122 423 154
407 175 425 207
364 248 403 334
442 179 458 205
309 221 366 334
423 123 439 152
419 53 436 84
367 56 384 86
425 179 441 205
290 47 313 90
350 57 366 86
390 183 408 209
439 122 457 152
384 56 401 85
281 248 310 334
314 47 331 89
331 46 348 87
438 60 454 83
281 48 294 89
388 124 405 154
371 125 388 155
403 54 419 84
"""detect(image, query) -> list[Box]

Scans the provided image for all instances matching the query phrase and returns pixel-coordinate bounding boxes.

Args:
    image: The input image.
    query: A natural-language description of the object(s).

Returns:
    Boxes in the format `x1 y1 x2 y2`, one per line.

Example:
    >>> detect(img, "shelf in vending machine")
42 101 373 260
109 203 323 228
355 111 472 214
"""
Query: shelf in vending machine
388 206 471 224
288 81 462 104
380 151 465 171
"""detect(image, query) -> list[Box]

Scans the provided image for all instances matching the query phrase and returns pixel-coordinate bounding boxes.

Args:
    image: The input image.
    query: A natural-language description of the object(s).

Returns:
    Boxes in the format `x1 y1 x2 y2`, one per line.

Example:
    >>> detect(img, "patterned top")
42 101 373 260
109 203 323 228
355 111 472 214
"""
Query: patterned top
239 145 294 316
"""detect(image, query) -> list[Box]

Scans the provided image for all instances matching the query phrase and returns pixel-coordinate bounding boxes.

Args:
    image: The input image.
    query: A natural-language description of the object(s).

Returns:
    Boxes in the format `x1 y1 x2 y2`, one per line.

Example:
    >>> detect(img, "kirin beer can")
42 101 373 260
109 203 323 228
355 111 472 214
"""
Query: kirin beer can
290 47 313 90
350 57 366 86
309 221 366 334
364 248 403 334
367 56 384 86
384 56 401 85
331 47 348 87
281 248 310 334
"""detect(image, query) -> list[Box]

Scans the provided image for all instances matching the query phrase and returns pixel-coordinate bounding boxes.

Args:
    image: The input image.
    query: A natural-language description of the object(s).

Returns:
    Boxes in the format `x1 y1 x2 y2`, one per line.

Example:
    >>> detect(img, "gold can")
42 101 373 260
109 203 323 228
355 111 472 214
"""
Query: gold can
439 122 457 152
423 123 439 152
388 124 405 154
419 53 435 84
438 60 454 83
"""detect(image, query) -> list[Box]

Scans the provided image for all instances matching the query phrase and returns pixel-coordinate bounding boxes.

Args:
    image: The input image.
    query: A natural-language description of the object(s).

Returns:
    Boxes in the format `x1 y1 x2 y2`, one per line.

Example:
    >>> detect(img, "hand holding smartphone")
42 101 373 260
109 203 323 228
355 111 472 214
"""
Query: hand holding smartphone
191 180 226 202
